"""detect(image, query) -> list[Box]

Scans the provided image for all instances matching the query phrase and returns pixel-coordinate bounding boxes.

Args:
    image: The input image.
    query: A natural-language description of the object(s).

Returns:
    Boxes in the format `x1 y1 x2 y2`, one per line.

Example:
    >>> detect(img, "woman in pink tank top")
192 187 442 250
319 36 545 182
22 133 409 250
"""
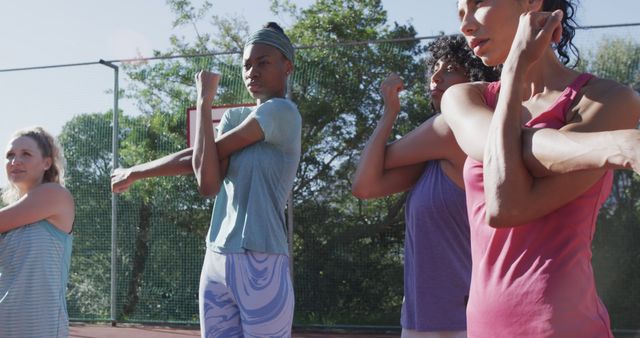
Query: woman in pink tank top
440 0 640 337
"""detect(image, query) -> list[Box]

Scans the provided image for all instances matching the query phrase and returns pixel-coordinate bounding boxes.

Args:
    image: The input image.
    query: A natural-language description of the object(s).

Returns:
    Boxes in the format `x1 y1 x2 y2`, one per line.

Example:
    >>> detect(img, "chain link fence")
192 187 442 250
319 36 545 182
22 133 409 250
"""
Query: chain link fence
1 24 639 331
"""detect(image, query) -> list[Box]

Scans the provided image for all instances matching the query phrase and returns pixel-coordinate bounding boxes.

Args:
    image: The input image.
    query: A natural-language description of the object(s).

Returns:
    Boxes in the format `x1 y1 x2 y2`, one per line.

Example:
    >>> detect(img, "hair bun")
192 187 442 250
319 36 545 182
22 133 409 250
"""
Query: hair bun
264 22 285 35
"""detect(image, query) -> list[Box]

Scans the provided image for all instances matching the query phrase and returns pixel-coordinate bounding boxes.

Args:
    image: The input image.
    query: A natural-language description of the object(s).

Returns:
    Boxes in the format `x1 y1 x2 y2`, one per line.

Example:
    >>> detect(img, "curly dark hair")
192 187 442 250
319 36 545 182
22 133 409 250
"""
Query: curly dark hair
543 0 580 66
425 34 500 83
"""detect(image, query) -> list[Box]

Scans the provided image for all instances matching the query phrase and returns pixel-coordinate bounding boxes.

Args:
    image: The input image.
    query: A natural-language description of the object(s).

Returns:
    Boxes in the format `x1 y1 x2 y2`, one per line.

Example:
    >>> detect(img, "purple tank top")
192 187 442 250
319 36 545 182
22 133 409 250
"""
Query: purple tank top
401 160 471 331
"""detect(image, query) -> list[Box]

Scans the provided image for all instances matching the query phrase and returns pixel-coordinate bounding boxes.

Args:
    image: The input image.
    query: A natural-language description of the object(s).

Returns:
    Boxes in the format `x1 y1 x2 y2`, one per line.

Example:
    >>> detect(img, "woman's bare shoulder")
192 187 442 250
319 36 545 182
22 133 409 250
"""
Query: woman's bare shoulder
583 77 639 103
450 80 491 92
444 81 492 102
576 76 640 126
31 183 74 203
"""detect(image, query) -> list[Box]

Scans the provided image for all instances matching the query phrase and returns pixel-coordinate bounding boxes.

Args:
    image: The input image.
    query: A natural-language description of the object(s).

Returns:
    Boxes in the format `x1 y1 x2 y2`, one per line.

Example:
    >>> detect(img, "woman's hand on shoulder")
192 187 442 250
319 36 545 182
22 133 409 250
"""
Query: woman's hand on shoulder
0 183 74 234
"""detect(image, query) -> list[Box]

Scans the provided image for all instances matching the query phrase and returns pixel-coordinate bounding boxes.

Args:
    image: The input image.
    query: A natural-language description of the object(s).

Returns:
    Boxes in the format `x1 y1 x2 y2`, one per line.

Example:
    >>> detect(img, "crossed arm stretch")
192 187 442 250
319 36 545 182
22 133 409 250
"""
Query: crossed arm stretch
111 73 264 196
352 78 640 207
442 78 640 227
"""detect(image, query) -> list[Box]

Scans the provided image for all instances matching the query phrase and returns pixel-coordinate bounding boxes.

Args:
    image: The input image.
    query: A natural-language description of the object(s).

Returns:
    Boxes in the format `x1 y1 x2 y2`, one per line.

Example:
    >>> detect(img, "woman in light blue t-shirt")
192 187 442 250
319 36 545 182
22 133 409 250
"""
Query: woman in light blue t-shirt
111 22 301 337
0 127 75 338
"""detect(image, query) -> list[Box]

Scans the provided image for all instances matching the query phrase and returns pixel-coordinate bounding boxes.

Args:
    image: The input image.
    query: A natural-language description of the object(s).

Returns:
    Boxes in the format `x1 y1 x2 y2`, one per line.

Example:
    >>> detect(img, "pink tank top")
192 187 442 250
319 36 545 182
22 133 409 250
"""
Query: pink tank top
463 74 614 338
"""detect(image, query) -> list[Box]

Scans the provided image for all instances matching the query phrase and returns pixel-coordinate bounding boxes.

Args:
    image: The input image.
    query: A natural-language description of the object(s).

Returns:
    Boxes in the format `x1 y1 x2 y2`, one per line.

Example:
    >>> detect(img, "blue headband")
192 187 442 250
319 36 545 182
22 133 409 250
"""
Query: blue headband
245 28 295 63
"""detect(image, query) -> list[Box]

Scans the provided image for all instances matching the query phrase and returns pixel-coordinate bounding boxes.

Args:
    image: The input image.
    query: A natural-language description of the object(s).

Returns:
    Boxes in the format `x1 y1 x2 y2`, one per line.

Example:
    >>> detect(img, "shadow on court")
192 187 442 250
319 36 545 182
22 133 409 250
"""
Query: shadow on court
69 323 401 338
68 324 640 337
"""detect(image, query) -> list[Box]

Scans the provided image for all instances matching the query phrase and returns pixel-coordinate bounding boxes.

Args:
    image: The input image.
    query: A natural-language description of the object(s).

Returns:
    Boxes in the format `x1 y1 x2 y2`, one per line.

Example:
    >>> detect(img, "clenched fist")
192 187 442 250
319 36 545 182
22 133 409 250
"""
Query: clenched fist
195 70 221 104
380 72 404 114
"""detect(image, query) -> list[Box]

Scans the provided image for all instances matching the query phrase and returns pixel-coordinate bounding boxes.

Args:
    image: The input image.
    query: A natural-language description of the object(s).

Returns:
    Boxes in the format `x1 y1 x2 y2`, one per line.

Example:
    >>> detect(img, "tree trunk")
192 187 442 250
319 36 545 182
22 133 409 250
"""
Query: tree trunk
122 202 151 317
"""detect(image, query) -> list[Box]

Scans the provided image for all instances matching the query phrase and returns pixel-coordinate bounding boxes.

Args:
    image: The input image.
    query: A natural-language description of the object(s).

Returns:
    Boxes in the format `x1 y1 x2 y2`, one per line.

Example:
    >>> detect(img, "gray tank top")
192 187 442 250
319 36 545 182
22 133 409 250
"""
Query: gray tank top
0 220 73 338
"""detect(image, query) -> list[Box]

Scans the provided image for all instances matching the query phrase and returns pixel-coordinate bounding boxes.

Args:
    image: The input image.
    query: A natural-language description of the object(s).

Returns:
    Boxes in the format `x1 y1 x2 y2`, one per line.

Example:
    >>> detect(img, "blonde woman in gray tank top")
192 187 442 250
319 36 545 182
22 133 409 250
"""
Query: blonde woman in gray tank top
0 127 74 338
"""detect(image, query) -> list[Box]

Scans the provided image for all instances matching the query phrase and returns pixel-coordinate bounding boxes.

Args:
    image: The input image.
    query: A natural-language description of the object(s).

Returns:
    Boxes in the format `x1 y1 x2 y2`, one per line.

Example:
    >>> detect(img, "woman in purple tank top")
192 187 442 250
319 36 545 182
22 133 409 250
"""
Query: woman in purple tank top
440 1 640 337
352 35 498 338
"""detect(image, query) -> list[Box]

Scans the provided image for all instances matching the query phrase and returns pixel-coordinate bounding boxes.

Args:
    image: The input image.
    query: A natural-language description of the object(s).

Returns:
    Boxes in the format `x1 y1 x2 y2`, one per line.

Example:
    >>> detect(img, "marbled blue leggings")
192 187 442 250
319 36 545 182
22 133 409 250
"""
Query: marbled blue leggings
199 249 294 338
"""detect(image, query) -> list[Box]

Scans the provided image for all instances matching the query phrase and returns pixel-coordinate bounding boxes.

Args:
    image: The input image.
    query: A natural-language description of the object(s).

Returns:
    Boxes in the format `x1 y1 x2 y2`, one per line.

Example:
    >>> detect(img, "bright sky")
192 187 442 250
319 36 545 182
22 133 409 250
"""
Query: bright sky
0 0 639 188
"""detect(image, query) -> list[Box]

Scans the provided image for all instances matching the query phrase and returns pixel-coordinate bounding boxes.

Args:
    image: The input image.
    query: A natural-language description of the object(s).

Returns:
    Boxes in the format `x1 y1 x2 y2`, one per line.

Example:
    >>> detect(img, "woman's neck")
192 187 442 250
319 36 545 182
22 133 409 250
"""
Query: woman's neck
256 93 286 106
518 48 579 101
17 180 44 197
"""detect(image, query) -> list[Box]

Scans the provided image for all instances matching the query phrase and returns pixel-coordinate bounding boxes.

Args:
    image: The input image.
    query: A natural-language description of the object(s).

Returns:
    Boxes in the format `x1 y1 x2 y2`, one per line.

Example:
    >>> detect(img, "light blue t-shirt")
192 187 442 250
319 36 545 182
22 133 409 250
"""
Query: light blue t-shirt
207 98 301 255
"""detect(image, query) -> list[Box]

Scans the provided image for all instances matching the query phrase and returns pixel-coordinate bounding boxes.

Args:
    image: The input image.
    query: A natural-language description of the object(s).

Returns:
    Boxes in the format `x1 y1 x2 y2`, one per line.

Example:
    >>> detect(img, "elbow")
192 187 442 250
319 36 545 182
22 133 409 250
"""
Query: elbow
351 184 375 200
196 177 221 197
351 186 369 200
484 203 522 228
485 213 512 228
192 158 222 197
197 184 220 198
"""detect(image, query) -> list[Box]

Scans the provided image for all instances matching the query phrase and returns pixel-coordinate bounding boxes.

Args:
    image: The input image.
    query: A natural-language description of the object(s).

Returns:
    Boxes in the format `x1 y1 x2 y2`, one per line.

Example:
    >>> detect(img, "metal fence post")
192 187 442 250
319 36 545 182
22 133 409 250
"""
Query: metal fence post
286 75 295 284
99 59 119 327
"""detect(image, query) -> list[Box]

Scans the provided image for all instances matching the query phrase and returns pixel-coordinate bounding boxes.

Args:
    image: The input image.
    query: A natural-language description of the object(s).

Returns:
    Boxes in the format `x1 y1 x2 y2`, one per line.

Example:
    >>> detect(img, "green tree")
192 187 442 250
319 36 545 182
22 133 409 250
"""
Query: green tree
64 0 244 322
585 37 640 329
60 112 114 319
123 0 429 325
60 109 210 321
271 0 429 324
65 0 428 325
60 0 640 329
60 0 255 323
112 0 251 320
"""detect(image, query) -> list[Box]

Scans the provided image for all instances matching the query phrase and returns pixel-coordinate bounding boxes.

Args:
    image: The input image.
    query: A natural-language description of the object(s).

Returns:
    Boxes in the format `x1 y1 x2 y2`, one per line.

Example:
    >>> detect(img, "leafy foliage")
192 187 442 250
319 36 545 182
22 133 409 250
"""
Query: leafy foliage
586 37 640 328
268 0 429 324
59 0 640 329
